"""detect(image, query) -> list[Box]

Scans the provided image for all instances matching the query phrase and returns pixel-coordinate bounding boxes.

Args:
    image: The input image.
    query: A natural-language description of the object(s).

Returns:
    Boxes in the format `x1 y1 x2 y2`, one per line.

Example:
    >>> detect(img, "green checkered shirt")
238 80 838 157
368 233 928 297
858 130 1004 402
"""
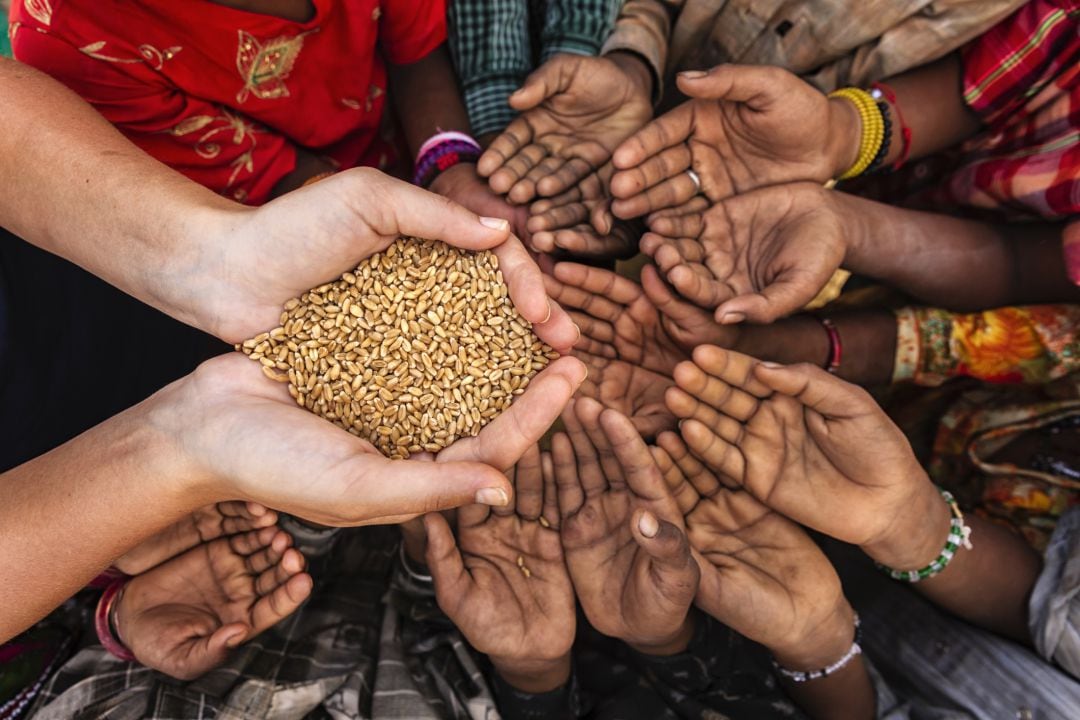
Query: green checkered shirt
447 0 624 136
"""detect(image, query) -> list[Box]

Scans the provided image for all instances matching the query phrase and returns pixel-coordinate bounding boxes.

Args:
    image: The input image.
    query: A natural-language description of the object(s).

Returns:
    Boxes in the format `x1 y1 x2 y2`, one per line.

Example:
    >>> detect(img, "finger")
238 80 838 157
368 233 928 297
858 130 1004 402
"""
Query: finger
612 104 692 171
668 263 730 310
691 345 774 398
650 443 699 516
599 408 671 502
630 411 679 440
569 320 617 355
674 64 785 108
492 240 580 352
459 497 496 525
424 512 470 601
514 444 544 520
438 356 585 472
611 172 700 219
254 547 305 596
479 117 537 178
509 56 573 111
490 143 549 198
610 144 692 198
540 451 561 529
551 432 585 518
648 210 705 239
646 195 710 224
713 271 822 325
511 156 568 205
664 387 744 444
589 199 615 236
183 623 248 675
230 526 280 561
527 199 590 234
657 429 726 496
360 171 512 250
640 264 716 334
537 157 594 197
549 226 635 259
552 262 644 308
561 399 609 496
530 184 584 217
672 360 761 424
220 506 278 536
680 418 746 487
249 571 313 636
575 396 625 489
630 509 699 594
753 360 877 419
544 267 625 321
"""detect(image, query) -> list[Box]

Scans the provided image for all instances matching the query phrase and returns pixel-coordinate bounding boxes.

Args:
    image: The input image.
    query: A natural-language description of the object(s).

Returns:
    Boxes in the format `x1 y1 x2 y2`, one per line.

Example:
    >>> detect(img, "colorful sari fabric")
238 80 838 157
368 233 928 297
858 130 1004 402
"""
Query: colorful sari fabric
893 304 1080 386
866 0 1080 221
926 378 1080 550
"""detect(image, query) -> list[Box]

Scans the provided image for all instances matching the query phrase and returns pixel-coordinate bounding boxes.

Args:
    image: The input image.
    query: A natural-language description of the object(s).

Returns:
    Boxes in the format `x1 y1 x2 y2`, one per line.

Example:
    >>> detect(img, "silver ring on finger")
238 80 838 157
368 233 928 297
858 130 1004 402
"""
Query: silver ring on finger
686 168 702 193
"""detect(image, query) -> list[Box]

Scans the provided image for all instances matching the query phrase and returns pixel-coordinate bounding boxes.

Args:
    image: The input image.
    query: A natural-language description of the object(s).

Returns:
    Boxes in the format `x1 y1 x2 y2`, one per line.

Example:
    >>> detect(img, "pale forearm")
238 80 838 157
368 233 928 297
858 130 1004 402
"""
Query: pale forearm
0 58 237 335
0 386 209 642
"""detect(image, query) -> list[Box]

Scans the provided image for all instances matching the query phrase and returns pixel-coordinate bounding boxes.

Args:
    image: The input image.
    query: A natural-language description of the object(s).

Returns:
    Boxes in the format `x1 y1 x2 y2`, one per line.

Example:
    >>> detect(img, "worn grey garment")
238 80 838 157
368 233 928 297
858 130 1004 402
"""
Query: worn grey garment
827 540 1080 720
1030 507 1080 680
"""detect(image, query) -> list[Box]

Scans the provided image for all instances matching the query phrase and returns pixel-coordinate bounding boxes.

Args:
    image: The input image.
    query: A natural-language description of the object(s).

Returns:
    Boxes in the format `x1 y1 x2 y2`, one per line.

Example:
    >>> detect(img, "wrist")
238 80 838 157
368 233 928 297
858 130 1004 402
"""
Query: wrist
606 51 654 104
492 653 572 694
825 96 861 180
627 612 695 656
428 161 479 198
771 601 856 671
861 477 953 570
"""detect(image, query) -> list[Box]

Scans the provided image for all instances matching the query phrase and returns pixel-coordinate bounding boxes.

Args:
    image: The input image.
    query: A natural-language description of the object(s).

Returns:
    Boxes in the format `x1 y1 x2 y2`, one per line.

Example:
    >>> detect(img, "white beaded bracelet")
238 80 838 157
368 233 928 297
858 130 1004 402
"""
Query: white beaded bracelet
772 614 862 683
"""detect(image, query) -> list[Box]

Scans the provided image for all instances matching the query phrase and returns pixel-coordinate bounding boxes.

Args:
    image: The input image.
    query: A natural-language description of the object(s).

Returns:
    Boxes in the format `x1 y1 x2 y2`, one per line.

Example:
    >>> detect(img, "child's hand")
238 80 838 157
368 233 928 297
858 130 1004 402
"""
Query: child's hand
544 262 736 376
666 346 940 559
554 399 699 654
429 163 531 243
116 526 312 680
653 432 857 669
640 183 848 324
573 350 676 440
525 165 638 260
113 501 277 576
425 445 575 693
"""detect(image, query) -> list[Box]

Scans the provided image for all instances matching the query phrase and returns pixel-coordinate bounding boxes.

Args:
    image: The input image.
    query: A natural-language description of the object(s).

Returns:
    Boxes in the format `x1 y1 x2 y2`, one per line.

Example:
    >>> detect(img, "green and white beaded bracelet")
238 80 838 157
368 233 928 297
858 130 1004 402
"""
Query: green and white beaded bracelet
878 487 973 583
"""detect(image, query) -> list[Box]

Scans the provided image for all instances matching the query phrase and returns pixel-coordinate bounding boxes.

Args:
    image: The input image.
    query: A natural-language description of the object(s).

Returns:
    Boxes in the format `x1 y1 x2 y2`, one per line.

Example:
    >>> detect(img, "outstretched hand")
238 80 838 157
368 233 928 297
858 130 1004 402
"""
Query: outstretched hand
116 526 312 680
641 183 849 324
425 444 575 692
553 399 699 653
665 345 935 551
653 432 857 668
478 53 653 205
609 64 854 218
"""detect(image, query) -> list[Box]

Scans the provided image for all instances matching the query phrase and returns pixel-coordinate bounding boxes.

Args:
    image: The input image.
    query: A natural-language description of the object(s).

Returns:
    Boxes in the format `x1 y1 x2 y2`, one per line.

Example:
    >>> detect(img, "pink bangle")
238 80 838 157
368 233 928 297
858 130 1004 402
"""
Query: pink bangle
819 317 842 374
416 130 481 164
95 577 136 662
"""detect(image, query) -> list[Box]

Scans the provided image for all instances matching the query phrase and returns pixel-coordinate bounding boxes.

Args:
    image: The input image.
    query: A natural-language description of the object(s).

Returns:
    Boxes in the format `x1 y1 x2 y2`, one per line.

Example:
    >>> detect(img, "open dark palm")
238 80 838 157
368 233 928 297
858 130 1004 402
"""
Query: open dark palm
553 400 698 648
116 527 311 680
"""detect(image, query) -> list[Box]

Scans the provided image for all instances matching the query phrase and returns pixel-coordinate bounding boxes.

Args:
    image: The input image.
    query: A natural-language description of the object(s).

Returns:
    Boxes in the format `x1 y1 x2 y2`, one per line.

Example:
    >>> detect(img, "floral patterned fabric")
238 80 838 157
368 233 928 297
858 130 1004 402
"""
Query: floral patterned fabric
893 305 1080 386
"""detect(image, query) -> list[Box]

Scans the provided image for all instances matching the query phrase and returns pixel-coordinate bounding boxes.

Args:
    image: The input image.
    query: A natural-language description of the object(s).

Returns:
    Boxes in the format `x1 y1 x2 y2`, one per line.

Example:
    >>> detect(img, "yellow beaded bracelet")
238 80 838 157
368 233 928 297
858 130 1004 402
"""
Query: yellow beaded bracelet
828 87 885 181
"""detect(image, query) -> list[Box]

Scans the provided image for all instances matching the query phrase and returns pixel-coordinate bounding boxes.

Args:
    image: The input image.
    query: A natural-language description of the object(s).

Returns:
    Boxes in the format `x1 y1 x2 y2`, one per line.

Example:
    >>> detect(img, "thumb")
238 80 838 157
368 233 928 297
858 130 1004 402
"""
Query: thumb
362 171 512 250
509 57 572 110
675 64 787 109
753 360 873 420
713 270 820 325
631 509 695 575
424 512 470 609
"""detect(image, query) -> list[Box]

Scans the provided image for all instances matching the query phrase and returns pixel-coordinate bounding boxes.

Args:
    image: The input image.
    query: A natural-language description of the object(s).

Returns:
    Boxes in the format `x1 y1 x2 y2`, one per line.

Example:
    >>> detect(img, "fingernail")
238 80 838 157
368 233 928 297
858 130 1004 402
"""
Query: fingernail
721 312 746 325
541 299 553 324
225 632 247 648
679 70 707 79
573 321 581 341
476 487 509 507
479 216 509 230
761 361 783 369
638 511 659 538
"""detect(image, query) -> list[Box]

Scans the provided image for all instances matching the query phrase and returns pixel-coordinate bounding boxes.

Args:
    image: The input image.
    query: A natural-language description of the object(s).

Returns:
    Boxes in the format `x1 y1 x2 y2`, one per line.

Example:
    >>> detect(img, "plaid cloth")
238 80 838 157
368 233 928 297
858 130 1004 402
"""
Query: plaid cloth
447 0 623 136
872 0 1080 221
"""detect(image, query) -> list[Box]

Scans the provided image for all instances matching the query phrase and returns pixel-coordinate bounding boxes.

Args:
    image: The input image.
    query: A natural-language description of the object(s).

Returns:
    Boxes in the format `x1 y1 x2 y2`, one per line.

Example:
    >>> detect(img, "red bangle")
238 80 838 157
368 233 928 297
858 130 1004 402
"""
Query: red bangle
819 317 842 374
870 82 911 170
95 577 136 662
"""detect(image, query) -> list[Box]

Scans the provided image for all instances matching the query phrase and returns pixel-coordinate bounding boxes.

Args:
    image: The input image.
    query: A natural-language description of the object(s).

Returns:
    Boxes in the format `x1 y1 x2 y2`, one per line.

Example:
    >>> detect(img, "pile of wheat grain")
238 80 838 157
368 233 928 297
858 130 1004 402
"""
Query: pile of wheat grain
239 237 555 458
